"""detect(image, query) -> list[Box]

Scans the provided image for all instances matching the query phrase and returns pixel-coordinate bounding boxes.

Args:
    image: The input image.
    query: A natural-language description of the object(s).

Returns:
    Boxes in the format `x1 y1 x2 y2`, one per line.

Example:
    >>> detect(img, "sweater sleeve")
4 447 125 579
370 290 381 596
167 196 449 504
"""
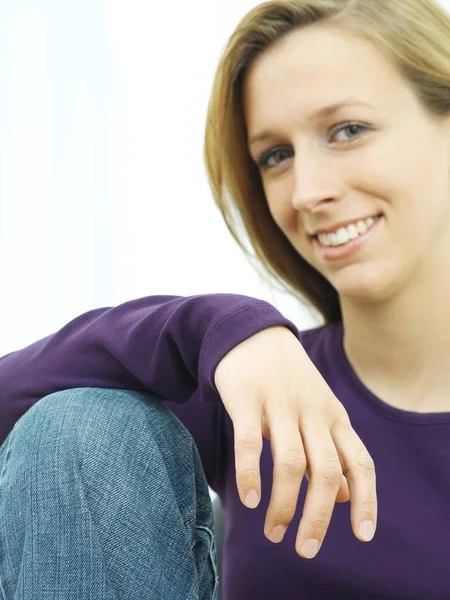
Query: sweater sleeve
0 293 301 445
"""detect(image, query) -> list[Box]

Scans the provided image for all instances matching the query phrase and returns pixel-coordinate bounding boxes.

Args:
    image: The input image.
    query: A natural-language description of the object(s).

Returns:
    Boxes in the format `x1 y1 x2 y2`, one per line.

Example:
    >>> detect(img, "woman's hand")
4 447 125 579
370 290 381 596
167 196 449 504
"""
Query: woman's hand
214 325 377 559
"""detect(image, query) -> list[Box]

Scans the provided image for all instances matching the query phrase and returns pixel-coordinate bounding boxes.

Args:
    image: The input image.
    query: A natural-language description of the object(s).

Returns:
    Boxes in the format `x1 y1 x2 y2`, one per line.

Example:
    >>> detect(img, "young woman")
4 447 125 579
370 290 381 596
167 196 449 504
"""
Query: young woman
1 0 449 598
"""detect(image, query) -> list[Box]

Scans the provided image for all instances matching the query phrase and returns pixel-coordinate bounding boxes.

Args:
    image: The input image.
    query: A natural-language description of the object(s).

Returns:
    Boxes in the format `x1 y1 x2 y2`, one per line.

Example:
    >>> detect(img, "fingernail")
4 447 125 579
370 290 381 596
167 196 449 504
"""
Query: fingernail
268 525 286 544
300 538 320 559
245 490 259 509
359 520 375 541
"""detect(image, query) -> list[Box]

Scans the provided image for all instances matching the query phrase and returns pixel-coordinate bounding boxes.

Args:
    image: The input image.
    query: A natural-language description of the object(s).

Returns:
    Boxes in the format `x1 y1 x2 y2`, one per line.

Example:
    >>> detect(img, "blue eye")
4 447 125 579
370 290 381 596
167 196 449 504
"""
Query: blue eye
330 122 368 143
255 148 293 170
254 122 368 171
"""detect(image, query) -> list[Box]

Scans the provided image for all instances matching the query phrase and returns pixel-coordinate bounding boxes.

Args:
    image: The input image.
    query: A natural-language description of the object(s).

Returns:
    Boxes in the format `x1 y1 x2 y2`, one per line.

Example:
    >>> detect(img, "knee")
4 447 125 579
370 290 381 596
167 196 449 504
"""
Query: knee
4 388 196 477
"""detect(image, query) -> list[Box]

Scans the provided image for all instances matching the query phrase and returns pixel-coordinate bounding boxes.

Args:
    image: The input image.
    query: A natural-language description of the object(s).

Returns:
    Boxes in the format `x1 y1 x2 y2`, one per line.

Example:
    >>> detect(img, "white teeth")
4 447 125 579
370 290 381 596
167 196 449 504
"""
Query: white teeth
336 228 349 245
347 224 359 239
317 216 379 247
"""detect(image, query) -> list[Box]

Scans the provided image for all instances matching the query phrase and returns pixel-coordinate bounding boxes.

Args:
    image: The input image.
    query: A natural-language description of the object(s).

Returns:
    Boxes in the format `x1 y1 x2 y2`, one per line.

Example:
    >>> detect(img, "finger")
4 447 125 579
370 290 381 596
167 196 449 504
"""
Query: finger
336 474 350 502
331 417 377 542
231 400 264 510
305 468 349 503
295 422 344 559
263 413 307 544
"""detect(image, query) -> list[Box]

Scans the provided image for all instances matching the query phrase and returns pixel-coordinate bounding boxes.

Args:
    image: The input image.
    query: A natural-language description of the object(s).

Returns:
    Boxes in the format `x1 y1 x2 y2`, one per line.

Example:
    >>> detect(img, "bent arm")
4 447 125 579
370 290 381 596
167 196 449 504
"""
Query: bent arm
0 293 301 444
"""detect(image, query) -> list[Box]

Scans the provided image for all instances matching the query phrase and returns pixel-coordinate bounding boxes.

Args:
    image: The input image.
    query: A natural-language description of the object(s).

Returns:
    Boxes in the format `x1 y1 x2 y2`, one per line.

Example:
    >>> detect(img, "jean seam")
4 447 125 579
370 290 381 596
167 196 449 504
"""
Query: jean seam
195 524 220 599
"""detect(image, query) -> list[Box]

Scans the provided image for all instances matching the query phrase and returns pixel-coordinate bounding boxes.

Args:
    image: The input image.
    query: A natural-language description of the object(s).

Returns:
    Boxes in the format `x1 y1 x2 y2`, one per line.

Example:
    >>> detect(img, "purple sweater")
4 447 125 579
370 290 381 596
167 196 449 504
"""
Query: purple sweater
1 294 450 599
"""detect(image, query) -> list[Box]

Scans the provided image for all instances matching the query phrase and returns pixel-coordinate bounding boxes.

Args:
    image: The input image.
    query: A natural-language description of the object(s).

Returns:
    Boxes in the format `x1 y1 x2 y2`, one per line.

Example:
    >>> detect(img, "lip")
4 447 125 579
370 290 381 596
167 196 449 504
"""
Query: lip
312 215 383 262
310 214 381 237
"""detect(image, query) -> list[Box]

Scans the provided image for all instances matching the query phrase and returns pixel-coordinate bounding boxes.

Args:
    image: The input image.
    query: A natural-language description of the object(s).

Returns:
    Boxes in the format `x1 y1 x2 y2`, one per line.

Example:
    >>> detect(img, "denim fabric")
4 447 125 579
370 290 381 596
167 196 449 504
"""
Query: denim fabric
0 388 219 599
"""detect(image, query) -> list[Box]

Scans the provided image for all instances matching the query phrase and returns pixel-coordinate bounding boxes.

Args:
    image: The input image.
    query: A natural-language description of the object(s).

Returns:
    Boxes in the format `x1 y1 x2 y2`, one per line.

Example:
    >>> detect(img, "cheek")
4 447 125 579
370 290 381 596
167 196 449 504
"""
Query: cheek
265 182 298 232
267 200 301 244
269 202 297 232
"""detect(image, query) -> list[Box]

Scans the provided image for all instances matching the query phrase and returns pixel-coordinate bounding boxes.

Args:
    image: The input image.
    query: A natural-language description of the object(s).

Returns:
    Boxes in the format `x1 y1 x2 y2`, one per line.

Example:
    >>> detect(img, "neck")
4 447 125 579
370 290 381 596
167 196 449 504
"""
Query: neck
340 255 450 412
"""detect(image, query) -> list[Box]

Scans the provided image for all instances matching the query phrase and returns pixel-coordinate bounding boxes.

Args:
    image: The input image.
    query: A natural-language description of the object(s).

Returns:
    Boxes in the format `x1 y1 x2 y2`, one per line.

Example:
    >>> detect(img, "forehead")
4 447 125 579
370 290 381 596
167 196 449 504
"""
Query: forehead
242 25 406 129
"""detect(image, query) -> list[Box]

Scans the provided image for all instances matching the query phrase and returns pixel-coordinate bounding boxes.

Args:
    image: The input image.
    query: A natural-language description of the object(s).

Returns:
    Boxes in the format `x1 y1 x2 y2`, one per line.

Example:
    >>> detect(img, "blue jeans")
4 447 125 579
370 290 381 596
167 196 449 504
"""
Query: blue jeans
0 388 219 599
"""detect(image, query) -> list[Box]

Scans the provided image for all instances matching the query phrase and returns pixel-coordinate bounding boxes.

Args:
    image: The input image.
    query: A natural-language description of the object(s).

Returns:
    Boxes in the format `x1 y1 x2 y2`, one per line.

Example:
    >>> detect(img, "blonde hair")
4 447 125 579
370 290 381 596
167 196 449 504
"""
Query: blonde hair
203 0 450 323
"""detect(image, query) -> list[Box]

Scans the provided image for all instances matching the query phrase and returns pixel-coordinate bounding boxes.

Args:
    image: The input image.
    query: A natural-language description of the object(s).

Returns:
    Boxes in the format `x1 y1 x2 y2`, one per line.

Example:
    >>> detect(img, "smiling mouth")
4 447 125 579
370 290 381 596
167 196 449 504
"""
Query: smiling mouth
312 214 382 247
308 213 383 263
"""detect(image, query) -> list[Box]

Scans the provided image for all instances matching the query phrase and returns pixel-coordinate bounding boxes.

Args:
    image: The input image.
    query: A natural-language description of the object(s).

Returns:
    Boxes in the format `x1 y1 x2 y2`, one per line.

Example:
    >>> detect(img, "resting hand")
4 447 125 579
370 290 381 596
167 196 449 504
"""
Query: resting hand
214 325 377 559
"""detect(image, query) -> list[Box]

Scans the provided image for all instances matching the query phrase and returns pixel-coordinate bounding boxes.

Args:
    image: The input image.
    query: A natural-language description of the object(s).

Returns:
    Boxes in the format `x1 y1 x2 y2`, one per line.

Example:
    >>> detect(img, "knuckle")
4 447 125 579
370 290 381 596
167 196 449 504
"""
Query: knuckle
236 470 259 491
236 466 259 479
309 515 330 533
271 504 297 523
332 410 352 428
235 431 262 454
317 460 343 488
362 497 378 511
278 450 307 476
355 450 376 473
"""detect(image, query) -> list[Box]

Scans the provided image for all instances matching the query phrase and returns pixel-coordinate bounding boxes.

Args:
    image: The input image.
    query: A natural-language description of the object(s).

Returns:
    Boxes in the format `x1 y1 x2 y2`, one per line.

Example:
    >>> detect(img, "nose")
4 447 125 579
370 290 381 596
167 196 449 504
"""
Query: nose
291 149 341 213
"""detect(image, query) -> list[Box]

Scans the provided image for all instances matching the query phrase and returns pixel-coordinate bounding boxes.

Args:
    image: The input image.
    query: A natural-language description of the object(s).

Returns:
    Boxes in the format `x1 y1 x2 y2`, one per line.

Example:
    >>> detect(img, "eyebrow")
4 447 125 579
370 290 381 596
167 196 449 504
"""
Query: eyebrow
248 99 375 147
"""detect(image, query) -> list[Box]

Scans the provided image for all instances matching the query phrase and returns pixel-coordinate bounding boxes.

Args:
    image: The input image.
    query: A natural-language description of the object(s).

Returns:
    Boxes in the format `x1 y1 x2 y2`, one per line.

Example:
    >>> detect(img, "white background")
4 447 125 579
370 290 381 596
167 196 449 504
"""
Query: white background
1 0 449 356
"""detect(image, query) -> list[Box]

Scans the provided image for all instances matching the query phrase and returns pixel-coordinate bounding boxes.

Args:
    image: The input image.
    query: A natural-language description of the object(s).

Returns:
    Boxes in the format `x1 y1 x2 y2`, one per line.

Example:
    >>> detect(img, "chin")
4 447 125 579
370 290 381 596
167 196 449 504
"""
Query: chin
329 264 393 305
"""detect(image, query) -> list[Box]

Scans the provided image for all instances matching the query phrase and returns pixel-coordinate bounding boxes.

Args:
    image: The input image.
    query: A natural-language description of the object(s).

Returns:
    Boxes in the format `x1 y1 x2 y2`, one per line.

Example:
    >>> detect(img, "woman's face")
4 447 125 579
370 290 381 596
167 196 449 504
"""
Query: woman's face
243 25 450 304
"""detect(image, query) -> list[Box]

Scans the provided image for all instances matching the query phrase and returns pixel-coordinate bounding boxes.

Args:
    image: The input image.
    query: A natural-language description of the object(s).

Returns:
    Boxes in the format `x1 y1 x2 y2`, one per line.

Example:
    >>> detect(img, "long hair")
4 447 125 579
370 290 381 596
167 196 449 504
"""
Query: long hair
204 0 450 323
